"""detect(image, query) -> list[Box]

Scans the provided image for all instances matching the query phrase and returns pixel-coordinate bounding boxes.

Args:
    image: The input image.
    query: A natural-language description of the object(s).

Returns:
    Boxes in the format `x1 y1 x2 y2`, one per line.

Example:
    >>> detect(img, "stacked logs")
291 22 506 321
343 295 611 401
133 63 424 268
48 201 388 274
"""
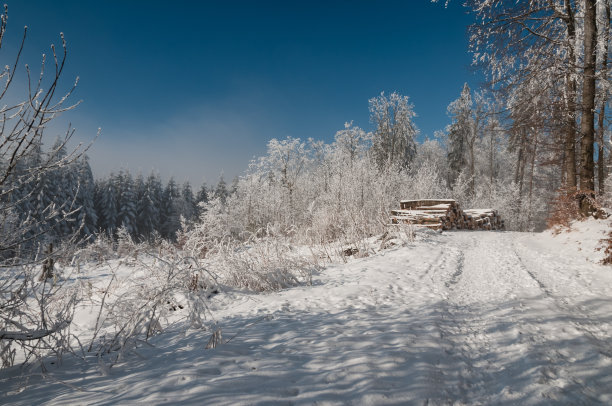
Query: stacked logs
463 209 504 231
389 199 504 231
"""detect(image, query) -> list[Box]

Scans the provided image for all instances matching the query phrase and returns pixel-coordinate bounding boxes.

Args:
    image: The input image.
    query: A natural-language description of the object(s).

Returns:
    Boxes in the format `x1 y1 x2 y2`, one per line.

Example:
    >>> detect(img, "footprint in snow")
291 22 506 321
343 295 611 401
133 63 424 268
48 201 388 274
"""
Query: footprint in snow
277 387 300 397
196 367 222 376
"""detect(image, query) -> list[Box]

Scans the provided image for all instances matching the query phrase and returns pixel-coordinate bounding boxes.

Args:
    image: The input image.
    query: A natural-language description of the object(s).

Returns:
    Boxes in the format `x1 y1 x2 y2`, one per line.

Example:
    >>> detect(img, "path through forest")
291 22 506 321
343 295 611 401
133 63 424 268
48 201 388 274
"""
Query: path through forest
3 229 612 405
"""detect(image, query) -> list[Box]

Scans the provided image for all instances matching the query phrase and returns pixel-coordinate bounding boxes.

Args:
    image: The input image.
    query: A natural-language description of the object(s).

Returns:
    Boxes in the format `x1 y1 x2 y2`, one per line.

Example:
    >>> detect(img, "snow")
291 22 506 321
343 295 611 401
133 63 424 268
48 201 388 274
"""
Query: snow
400 199 456 204
2 223 612 405
463 209 497 216
392 209 448 216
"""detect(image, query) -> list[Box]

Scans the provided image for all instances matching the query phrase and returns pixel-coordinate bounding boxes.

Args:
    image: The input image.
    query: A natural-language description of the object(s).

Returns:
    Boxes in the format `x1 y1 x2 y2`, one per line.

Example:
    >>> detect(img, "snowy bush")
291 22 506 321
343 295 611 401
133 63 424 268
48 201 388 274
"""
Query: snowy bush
211 238 316 292
0 9 95 370
0 263 78 369
81 250 216 366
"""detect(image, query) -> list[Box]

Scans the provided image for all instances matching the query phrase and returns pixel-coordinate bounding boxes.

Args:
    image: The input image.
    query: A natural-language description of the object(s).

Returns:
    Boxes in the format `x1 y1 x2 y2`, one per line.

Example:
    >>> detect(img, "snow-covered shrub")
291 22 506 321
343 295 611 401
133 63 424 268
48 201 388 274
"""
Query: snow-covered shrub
178 196 246 257
0 11 95 370
211 238 316 292
1 263 79 369
85 252 216 364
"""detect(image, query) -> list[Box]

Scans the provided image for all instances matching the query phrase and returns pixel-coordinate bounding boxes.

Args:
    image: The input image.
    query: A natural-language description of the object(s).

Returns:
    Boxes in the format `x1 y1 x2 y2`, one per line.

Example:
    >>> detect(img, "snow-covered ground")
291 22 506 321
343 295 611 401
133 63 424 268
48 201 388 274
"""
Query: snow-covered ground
2 222 612 405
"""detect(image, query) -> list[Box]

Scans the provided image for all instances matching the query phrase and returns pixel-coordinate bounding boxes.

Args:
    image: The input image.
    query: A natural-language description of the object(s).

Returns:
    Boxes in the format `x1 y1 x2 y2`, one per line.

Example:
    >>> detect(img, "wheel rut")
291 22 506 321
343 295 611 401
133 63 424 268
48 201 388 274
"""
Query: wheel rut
512 243 612 359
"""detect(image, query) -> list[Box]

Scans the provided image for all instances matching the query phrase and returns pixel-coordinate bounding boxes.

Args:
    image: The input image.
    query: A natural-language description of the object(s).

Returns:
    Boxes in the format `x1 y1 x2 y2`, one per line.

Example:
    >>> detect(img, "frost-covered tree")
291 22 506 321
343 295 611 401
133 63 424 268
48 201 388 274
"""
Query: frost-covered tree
169 181 197 227
74 156 97 237
414 137 446 174
0 8 92 368
116 170 138 235
99 175 119 235
465 0 612 193
446 84 474 188
596 0 611 193
134 173 147 235
334 121 371 167
195 182 209 217
213 174 229 204
264 137 307 205
140 172 163 239
93 170 178 240
161 177 181 240
368 92 418 171
196 183 209 205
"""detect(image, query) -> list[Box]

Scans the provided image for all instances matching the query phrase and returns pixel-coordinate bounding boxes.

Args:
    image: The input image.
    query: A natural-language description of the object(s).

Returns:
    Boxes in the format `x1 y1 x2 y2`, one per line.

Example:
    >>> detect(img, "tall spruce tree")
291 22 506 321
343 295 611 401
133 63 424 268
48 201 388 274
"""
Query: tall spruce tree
75 156 97 237
161 177 181 240
117 170 138 235
446 84 474 188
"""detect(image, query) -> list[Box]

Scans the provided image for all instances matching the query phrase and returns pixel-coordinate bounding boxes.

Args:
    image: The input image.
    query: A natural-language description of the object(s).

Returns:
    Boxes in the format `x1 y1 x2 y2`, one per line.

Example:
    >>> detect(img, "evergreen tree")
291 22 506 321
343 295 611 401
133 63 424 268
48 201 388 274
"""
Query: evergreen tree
446 83 473 187
13 142 43 232
161 177 181 240
74 156 97 237
145 172 164 238
195 182 209 218
116 170 138 236
100 174 119 236
214 175 228 204
179 181 197 222
93 179 106 232
134 173 148 239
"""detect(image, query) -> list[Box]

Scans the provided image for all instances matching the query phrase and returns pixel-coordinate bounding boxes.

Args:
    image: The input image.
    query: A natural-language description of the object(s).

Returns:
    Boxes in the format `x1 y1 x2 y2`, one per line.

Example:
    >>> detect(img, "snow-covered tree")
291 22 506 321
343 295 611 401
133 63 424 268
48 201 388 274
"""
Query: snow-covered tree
213 174 229 204
465 0 611 194
368 91 418 171
195 182 209 218
99 175 119 235
74 156 97 237
414 137 446 174
446 83 474 188
116 170 138 235
161 177 181 240
334 121 371 167
140 172 163 240
0 10 92 368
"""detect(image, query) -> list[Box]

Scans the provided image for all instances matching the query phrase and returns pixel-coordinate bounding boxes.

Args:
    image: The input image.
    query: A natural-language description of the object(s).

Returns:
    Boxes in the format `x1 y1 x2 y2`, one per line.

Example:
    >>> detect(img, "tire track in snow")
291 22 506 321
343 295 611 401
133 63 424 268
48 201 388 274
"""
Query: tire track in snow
512 242 612 359
438 235 499 404
506 239 611 403
444 251 464 289
420 241 464 404
422 236 494 405
431 232 605 404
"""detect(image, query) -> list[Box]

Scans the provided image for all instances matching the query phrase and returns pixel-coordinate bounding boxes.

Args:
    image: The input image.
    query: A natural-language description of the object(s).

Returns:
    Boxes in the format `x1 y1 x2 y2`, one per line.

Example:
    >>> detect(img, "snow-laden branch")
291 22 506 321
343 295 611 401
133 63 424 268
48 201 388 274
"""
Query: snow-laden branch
0 319 70 341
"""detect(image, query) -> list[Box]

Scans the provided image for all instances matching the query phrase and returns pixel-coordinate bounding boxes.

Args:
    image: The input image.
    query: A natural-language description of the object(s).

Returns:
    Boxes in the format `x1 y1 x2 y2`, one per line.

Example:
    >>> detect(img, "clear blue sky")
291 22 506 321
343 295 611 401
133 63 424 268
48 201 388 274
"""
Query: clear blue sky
6 1 478 184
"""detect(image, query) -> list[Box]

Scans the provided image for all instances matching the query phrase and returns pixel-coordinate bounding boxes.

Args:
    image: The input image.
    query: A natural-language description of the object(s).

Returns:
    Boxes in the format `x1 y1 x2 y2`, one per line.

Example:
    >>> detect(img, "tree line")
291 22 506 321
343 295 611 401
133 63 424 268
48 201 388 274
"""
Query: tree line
4 71 606 256
466 0 611 201
1 139 236 246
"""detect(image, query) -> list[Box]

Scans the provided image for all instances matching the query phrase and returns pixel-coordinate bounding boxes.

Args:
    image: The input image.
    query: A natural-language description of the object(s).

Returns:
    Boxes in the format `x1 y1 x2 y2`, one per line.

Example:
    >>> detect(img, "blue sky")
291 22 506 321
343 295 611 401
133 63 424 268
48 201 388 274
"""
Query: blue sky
7 1 477 185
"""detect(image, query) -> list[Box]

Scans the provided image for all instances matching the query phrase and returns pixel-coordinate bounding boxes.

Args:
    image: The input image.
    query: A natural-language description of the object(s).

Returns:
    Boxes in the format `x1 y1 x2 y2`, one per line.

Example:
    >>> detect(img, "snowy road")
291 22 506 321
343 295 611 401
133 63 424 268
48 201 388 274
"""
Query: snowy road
3 229 612 405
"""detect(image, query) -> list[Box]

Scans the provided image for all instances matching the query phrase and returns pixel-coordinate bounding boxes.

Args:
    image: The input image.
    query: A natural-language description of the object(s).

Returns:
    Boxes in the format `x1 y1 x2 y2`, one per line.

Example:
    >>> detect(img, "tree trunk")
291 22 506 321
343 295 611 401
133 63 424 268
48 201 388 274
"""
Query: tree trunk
469 137 475 197
515 127 528 196
40 243 54 281
598 114 606 193
527 132 539 229
489 122 495 198
597 0 610 194
564 0 578 188
579 0 597 192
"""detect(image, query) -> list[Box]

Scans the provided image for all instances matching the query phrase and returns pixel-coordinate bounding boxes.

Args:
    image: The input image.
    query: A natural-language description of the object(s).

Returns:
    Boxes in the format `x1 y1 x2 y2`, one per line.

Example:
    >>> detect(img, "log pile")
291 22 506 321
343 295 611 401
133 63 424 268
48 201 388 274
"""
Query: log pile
390 199 504 231
463 209 504 231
